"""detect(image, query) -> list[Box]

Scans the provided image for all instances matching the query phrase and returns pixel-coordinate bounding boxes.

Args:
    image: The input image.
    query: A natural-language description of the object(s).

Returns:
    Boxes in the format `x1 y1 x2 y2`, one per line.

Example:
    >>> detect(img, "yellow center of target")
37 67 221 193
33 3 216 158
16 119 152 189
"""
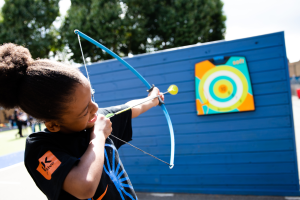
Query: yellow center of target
219 85 227 93
213 80 233 98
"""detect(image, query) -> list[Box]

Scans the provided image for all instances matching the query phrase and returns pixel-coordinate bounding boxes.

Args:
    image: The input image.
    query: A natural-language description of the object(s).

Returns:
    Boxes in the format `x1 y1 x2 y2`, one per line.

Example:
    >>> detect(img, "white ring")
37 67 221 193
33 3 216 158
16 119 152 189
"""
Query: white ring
203 71 243 108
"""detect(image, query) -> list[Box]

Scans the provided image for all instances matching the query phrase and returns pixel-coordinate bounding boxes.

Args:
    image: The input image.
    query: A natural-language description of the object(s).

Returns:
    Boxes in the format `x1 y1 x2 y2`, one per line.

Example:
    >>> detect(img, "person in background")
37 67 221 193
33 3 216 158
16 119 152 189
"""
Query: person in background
8 114 14 129
14 108 28 137
14 108 23 137
30 116 42 132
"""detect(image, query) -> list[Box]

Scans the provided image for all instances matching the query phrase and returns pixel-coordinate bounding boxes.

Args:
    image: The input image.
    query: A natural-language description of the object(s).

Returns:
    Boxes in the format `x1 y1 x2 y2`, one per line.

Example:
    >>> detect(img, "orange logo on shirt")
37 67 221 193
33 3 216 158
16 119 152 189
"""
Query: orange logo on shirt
36 151 61 180
93 185 108 200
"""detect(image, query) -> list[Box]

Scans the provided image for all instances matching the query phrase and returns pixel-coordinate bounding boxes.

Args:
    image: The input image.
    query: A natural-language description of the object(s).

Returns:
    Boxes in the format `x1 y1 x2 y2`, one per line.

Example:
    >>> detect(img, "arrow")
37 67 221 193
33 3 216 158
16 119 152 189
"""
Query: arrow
104 85 178 168
105 85 178 119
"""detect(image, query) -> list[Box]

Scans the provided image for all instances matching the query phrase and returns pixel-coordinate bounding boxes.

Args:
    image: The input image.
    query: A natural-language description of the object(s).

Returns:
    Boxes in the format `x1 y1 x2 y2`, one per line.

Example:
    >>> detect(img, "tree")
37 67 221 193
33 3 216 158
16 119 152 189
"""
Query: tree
0 0 61 59
62 0 226 63
61 0 125 63
123 0 226 51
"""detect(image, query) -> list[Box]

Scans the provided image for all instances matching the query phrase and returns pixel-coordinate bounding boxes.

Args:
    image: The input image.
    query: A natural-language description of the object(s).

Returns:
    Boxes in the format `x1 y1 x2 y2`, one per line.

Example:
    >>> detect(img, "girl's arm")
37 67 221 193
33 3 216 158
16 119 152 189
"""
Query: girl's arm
126 87 164 118
62 115 112 199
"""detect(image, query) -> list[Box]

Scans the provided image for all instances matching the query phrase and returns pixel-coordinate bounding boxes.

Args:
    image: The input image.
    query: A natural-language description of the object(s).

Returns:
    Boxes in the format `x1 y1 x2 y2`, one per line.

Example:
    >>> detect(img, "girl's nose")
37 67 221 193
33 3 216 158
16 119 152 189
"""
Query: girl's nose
91 101 98 114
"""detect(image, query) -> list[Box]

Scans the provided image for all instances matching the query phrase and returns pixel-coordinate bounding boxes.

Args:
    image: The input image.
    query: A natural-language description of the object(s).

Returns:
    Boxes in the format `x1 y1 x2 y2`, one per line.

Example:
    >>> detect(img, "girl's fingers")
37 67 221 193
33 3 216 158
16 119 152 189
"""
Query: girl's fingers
159 92 165 101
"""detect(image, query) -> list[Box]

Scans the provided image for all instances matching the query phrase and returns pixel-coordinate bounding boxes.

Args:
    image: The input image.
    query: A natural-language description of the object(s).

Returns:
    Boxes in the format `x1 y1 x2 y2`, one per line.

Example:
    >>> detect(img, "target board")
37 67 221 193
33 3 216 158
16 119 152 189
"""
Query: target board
195 56 255 115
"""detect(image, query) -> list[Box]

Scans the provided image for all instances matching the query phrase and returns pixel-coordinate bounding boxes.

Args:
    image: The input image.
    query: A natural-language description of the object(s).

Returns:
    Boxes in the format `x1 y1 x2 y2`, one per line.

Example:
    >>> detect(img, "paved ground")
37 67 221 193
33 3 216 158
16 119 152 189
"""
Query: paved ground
0 163 296 200
1 98 300 199
0 163 47 200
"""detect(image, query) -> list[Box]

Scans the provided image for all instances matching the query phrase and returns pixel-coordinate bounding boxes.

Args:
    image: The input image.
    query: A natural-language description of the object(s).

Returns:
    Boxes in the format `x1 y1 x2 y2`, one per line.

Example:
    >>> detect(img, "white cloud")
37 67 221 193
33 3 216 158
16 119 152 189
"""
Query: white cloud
223 0 300 62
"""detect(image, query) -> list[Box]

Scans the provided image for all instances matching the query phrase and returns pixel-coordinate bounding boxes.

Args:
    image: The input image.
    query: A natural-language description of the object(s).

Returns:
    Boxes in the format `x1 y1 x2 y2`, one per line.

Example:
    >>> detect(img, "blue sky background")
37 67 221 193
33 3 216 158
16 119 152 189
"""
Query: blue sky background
0 0 299 63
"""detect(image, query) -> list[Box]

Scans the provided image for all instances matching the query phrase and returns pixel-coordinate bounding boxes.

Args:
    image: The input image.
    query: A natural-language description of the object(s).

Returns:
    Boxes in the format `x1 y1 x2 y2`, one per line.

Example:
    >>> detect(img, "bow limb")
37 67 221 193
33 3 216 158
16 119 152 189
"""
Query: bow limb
74 30 174 169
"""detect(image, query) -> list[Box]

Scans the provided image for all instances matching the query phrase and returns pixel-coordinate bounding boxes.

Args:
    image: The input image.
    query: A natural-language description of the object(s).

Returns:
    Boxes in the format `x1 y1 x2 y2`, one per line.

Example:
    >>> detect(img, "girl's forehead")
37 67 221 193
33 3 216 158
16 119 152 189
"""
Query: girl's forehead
79 73 91 87
65 83 91 114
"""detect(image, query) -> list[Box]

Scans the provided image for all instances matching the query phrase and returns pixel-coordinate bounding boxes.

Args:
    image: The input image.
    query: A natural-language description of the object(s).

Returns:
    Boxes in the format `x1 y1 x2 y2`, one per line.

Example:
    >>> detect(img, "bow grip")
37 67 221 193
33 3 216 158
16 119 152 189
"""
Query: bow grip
147 84 165 106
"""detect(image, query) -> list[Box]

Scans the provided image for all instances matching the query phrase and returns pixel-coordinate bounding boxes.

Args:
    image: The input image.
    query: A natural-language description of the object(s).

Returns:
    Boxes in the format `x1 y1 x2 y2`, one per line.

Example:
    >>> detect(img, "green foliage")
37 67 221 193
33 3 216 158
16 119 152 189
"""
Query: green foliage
123 0 226 51
62 0 226 63
0 12 3 23
61 0 125 63
0 0 61 59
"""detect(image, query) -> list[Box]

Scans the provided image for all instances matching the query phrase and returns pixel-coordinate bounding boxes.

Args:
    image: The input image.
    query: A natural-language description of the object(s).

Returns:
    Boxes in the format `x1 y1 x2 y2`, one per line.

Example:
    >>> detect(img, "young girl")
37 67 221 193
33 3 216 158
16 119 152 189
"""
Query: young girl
0 43 164 200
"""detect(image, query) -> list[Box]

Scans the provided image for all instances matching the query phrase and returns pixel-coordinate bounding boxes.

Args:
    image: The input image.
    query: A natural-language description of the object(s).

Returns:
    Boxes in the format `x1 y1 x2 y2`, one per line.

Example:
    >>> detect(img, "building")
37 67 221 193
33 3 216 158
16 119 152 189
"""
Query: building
289 60 300 77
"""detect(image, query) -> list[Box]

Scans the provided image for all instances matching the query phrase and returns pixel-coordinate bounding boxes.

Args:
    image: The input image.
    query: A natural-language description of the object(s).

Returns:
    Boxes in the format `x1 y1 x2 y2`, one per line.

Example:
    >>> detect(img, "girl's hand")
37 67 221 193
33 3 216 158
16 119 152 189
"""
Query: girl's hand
65 114 109 199
91 114 112 140
148 87 165 106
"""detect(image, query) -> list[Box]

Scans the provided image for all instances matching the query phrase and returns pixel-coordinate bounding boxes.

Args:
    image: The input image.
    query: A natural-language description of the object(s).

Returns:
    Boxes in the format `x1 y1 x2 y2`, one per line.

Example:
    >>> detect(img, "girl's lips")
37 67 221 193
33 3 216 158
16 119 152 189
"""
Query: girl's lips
88 114 97 123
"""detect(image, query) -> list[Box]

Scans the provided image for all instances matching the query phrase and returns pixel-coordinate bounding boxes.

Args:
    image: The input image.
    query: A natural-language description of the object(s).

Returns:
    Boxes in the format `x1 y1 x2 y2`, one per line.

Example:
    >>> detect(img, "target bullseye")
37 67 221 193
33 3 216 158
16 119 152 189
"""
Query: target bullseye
213 79 233 99
219 85 227 93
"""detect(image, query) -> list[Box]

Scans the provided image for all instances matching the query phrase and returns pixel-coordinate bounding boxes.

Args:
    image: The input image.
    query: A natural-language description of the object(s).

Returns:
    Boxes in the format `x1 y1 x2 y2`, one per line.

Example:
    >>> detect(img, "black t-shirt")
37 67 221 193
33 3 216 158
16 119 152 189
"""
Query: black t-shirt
24 105 137 200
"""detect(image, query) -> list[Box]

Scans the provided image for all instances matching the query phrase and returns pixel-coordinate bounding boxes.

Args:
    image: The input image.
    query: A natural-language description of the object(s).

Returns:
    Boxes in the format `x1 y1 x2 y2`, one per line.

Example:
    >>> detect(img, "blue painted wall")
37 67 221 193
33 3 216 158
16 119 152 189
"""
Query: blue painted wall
81 32 299 196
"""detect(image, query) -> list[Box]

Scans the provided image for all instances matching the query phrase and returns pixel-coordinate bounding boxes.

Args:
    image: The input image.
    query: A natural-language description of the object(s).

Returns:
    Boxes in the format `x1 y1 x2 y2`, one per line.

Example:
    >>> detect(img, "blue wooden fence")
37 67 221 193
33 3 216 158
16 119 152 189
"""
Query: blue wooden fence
80 32 299 196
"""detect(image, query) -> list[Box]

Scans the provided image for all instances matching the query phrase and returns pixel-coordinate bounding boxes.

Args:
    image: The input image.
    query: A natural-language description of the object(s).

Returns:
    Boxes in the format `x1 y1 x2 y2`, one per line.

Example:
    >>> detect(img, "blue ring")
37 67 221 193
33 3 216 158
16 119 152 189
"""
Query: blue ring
209 76 237 102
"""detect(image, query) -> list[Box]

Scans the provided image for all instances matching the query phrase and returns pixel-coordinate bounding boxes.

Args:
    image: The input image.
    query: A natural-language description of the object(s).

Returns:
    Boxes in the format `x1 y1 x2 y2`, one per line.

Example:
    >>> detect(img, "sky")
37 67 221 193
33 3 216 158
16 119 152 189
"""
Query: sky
222 0 300 63
0 0 299 62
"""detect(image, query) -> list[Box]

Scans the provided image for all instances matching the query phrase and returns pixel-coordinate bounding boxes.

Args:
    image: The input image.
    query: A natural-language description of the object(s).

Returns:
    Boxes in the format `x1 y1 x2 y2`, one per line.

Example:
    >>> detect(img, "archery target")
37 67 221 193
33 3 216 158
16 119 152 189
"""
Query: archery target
195 56 255 115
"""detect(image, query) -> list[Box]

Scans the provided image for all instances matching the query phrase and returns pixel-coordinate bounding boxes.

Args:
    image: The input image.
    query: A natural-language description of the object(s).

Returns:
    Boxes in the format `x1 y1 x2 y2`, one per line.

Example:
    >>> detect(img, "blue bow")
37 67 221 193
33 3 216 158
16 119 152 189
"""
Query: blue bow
74 30 174 169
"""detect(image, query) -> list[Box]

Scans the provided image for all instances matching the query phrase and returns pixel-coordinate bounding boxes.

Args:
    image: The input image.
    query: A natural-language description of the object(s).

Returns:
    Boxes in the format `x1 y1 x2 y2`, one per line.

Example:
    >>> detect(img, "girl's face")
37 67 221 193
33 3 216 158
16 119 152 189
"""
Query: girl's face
58 75 99 133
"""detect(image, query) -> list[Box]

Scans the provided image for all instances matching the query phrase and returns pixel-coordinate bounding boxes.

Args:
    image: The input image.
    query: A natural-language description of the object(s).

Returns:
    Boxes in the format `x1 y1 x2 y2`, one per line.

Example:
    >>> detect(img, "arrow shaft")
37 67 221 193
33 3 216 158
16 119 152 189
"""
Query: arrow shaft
107 91 169 118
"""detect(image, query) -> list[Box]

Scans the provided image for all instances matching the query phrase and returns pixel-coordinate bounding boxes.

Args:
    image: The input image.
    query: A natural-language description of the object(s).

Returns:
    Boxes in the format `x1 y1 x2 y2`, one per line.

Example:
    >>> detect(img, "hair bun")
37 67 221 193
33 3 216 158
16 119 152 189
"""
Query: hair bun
0 43 33 73
0 43 33 108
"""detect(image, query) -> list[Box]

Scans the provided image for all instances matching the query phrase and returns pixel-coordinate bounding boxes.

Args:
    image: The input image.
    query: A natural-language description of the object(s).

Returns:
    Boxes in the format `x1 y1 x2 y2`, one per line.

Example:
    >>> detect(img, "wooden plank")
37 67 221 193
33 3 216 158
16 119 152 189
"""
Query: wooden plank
93 80 288 103
91 67 286 94
253 81 288 95
127 127 294 147
88 55 285 89
84 46 285 80
249 57 285 73
124 163 296 175
131 104 290 126
133 102 289 118
119 139 294 156
129 116 291 137
121 151 295 166
128 173 297 185
254 93 289 107
97 92 289 108
250 69 286 84
131 116 291 131
83 33 284 75
133 185 300 195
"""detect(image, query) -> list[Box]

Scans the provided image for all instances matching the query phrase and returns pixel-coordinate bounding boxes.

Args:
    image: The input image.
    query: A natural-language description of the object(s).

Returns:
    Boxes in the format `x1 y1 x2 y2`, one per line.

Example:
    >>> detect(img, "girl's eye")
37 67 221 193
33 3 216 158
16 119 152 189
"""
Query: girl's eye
83 109 88 116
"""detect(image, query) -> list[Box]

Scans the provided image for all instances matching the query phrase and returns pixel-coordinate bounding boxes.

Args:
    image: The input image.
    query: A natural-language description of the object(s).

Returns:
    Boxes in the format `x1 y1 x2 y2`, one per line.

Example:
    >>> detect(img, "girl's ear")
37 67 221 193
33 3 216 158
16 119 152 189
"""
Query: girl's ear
45 121 61 132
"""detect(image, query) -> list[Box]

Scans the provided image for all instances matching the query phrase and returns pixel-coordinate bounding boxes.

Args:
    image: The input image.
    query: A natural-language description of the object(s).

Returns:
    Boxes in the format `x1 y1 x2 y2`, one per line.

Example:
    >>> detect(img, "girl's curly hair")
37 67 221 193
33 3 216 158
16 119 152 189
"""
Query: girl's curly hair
0 43 83 121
